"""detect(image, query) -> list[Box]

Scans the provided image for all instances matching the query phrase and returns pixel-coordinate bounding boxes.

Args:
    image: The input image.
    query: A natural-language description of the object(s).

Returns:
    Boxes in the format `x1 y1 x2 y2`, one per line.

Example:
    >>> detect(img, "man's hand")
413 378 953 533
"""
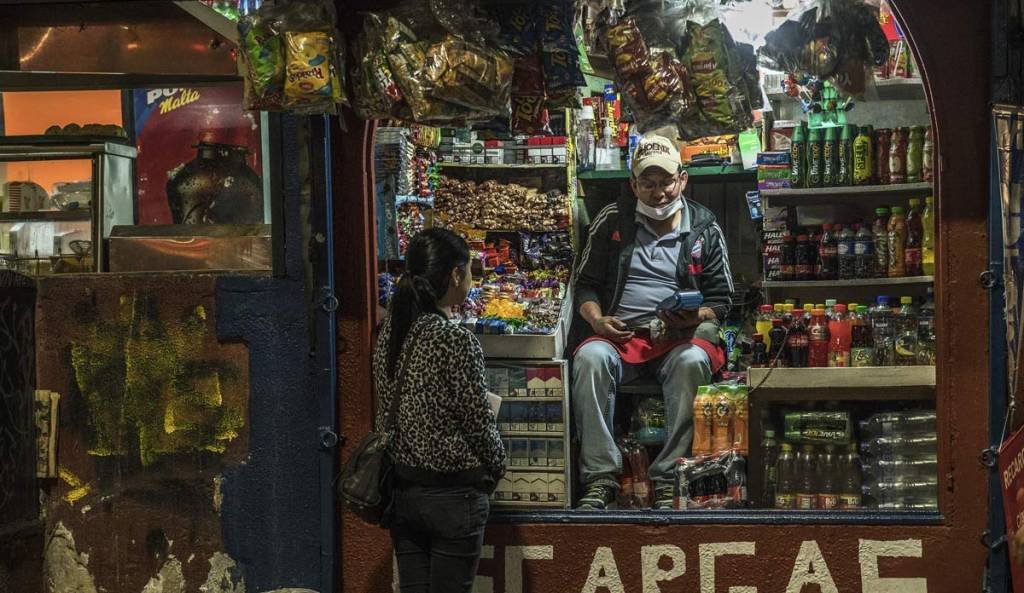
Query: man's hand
657 307 716 330
590 316 634 343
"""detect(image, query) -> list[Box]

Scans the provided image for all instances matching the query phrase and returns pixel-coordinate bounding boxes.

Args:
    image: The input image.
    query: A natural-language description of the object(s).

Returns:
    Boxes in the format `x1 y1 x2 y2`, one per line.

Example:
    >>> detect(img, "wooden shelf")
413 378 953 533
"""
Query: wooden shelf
761 182 932 205
0 210 90 223
440 162 567 169
747 366 936 390
578 164 754 181
760 276 933 289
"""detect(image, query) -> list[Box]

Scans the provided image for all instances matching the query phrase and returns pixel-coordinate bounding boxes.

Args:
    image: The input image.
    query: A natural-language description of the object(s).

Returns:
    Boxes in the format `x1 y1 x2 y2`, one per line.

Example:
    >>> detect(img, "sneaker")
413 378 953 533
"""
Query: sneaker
653 485 675 510
577 484 617 510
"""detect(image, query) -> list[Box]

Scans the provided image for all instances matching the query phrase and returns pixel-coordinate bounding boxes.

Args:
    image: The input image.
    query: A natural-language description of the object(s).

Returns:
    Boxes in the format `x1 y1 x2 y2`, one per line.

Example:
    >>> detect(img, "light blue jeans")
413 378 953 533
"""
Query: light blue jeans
572 340 711 489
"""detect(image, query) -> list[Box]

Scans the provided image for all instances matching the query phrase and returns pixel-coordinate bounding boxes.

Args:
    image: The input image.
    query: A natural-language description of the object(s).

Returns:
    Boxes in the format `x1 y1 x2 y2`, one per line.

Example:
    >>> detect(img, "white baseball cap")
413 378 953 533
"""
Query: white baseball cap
631 134 682 177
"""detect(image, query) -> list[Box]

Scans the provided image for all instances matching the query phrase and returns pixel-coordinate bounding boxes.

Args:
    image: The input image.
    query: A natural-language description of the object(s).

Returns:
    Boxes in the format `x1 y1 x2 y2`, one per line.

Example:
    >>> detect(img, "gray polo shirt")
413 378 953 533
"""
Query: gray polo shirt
613 206 692 327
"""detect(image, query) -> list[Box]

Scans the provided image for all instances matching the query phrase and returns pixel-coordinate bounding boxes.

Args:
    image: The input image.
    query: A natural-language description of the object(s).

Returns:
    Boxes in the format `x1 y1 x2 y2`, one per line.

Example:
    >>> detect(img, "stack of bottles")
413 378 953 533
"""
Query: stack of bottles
618 383 751 510
672 384 750 509
782 123 933 189
860 411 938 510
774 196 935 282
750 290 936 368
772 412 862 509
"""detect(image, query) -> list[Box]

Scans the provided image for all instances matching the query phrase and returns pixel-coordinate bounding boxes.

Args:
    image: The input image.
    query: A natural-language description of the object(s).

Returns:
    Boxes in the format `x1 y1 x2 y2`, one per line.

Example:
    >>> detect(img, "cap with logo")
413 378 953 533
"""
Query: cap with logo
630 134 682 177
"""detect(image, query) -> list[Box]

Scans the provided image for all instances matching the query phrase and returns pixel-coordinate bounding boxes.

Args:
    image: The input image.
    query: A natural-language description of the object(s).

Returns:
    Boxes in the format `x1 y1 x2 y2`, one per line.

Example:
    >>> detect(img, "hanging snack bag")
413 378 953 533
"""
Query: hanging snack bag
539 0 585 107
238 6 286 111
284 31 335 112
511 53 551 134
352 16 405 120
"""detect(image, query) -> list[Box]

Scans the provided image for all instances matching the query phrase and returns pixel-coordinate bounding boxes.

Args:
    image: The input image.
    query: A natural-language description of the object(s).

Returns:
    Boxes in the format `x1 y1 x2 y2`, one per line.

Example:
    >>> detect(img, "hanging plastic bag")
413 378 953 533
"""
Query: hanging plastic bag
759 0 889 97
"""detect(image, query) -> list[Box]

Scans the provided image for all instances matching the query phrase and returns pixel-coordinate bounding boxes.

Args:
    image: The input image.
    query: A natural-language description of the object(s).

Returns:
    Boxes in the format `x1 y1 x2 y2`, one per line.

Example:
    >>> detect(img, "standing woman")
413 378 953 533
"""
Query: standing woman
374 228 506 593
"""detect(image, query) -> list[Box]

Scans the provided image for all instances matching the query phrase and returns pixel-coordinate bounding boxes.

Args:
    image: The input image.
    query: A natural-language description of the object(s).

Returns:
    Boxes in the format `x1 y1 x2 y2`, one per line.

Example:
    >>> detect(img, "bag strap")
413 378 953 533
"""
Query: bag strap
384 315 423 437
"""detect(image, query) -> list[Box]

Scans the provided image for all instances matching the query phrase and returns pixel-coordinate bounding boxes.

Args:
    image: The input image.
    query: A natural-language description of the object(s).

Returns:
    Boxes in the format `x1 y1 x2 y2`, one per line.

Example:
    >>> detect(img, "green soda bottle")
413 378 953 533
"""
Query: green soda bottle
807 127 823 188
790 125 806 188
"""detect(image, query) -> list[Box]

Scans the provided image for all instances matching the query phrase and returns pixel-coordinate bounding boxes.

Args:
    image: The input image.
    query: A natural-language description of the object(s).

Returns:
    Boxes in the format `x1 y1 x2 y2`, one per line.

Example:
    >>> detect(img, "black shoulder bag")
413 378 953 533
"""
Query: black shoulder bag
338 327 414 527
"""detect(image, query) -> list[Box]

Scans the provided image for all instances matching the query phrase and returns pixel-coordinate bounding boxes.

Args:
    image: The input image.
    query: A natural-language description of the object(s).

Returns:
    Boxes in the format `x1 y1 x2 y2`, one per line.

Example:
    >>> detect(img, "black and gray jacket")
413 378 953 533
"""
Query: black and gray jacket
572 192 734 343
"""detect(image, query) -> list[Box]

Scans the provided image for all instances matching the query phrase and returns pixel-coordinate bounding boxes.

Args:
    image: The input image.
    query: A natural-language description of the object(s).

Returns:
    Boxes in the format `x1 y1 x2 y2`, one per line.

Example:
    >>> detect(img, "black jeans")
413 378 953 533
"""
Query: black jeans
390 484 490 593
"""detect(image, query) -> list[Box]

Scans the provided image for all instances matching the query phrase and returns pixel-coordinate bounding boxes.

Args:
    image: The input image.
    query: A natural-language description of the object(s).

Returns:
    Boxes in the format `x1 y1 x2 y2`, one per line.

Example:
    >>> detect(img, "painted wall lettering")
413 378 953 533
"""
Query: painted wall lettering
505 546 553 593
786 541 838 593
698 542 756 593
640 545 686 593
859 539 927 593
582 547 625 593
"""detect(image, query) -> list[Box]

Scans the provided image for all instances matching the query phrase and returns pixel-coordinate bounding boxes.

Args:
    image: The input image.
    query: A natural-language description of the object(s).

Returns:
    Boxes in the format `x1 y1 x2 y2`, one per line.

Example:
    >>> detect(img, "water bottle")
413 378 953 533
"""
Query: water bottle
860 411 936 438
861 434 938 459
917 288 936 365
576 106 596 171
895 296 919 366
870 296 895 366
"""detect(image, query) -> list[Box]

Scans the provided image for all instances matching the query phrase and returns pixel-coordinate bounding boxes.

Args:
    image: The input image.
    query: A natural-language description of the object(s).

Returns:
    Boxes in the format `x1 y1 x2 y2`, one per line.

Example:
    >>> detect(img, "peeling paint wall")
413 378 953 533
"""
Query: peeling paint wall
35 275 251 593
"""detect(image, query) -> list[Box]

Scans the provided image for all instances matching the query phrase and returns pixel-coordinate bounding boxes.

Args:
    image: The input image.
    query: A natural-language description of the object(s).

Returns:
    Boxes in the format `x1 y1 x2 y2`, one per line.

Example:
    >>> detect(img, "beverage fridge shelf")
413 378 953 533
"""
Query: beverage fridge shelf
759 275 933 289
760 182 932 205
747 366 936 391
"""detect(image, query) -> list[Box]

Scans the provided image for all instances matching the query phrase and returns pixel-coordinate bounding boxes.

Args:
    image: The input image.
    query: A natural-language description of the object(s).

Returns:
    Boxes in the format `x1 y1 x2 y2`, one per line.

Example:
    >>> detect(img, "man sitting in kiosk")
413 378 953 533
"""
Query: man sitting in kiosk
572 134 734 510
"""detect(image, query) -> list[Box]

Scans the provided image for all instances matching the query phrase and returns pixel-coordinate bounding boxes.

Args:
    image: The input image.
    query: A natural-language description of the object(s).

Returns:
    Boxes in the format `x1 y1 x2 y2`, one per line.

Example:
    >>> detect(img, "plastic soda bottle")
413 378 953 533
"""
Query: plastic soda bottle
873 208 890 277
787 311 809 368
888 206 907 277
917 288 936 365
775 443 797 509
808 309 830 367
729 386 749 456
795 445 818 509
751 333 769 367
838 224 857 280
762 429 780 507
851 305 875 367
692 386 714 456
838 443 863 508
818 224 838 280
904 198 924 276
712 385 734 453
922 196 935 275
828 304 851 367
871 296 896 365
895 296 919 366
816 445 840 509
855 222 875 279
768 318 788 367
756 304 774 350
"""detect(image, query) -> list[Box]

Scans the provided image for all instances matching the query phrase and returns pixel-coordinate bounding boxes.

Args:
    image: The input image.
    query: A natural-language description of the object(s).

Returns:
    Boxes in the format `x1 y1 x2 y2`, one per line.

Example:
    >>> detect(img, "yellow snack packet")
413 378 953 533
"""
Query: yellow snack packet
284 31 333 109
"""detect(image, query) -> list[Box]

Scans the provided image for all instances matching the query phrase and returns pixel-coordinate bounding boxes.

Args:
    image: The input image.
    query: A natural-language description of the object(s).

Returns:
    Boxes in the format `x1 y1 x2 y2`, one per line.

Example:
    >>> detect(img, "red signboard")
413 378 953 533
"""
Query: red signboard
1001 425 1024 590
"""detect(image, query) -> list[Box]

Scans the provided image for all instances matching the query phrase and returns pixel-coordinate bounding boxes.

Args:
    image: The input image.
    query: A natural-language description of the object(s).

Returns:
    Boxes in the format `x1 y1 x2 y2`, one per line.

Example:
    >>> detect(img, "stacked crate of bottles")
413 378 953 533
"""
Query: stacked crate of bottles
671 384 751 510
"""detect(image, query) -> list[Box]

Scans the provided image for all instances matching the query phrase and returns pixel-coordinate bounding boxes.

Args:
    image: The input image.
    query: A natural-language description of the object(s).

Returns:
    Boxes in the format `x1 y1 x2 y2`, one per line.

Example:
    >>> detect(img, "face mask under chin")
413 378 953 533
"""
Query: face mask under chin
636 197 683 220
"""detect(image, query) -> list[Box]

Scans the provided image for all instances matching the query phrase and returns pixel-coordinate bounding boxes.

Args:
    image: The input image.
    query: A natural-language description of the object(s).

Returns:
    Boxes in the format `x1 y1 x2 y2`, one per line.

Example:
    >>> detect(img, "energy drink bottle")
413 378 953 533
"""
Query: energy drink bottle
790 124 806 188
807 127 823 188
853 126 873 185
837 124 855 186
822 126 839 187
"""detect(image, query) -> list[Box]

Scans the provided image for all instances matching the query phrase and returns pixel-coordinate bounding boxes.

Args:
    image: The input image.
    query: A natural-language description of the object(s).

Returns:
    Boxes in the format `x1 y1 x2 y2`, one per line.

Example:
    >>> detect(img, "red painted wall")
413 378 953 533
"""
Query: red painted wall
334 0 993 590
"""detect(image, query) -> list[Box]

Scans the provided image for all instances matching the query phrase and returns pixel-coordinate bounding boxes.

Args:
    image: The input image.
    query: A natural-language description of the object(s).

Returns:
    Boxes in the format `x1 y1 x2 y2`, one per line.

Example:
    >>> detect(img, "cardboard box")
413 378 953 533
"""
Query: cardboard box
526 367 547 397
527 403 546 432
512 474 530 501
509 367 528 397
511 404 529 432
548 439 565 467
530 439 548 467
530 475 548 502
487 367 510 397
546 402 564 432
548 475 566 502
499 407 512 431
510 439 529 467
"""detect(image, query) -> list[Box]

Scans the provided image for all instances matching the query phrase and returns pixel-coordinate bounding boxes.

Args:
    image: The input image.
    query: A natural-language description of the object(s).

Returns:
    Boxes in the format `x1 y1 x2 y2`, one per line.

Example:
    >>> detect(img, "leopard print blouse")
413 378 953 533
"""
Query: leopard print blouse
373 313 506 479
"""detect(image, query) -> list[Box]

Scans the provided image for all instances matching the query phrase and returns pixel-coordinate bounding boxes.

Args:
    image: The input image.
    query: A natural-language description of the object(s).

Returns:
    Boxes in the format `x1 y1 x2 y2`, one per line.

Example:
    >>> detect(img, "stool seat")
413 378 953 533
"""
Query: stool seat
618 377 663 396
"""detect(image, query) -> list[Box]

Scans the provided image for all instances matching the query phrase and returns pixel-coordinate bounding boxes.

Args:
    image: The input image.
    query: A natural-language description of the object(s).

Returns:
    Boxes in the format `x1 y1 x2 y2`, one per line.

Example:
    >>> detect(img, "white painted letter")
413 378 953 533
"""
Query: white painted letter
582 547 625 593
506 545 554 593
698 542 757 593
641 545 686 593
473 545 495 593
859 539 927 593
786 541 838 593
